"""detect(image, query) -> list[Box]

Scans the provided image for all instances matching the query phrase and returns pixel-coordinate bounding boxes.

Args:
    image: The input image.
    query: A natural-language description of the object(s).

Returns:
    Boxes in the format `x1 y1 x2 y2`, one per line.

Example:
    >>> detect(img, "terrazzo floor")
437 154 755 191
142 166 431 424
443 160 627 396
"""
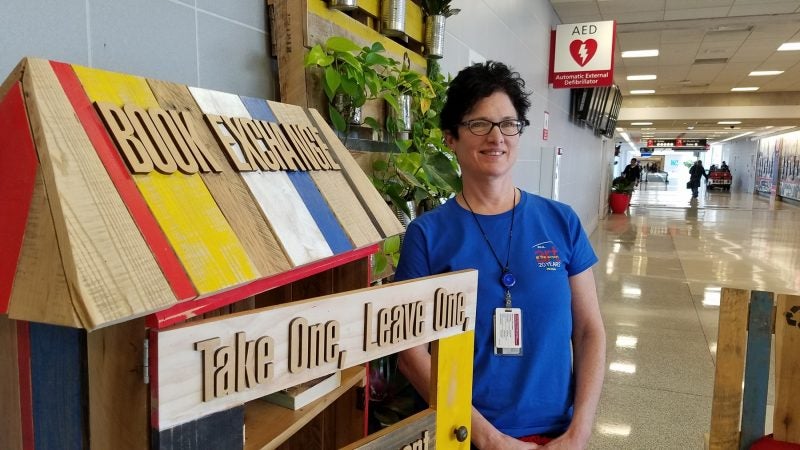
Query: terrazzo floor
587 181 800 449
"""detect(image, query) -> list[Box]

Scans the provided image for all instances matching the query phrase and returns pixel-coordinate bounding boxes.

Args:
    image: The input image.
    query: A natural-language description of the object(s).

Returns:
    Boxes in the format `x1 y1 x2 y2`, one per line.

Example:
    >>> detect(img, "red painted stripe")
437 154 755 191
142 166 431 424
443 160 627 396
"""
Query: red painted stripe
49 61 197 301
148 244 378 329
0 84 38 313
17 321 34 450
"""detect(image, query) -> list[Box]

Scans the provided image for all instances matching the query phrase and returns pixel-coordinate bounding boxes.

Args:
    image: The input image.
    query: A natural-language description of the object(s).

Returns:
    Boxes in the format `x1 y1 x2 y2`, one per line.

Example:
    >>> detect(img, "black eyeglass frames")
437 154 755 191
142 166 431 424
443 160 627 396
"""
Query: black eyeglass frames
458 119 529 136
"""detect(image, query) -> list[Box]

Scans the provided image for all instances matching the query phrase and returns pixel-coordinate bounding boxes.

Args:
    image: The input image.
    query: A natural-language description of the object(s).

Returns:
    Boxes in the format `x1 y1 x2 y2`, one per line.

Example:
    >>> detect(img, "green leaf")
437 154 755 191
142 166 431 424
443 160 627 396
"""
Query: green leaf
337 52 361 69
328 104 347 132
304 45 333 67
372 159 389 172
384 235 401 253
383 93 399 112
373 251 387 275
325 36 361 53
371 42 386 53
364 116 383 130
394 139 413 152
364 52 391 67
323 67 341 97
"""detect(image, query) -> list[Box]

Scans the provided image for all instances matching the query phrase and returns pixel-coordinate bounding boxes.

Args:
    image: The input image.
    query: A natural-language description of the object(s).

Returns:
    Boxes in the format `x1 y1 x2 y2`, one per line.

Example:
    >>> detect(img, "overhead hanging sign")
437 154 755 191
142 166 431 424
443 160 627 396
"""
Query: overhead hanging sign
643 138 709 151
549 21 616 89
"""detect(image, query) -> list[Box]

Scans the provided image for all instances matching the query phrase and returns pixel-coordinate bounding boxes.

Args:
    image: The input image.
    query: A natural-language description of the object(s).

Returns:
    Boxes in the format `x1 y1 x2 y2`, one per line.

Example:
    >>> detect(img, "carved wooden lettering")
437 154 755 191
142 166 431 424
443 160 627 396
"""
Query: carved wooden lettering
148 107 199 174
304 125 341 170
168 110 222 173
226 116 269 171
264 121 306 171
123 103 178 174
242 119 281 171
364 301 426 351
289 318 342 373
204 113 252 171
433 288 466 331
95 101 154 173
194 333 275 401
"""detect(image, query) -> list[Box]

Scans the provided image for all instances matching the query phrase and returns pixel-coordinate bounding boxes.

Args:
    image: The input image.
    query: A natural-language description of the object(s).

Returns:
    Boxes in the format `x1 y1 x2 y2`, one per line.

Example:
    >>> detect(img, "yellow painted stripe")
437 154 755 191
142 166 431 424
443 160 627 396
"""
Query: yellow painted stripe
308 0 426 68
72 65 258 294
434 331 474 449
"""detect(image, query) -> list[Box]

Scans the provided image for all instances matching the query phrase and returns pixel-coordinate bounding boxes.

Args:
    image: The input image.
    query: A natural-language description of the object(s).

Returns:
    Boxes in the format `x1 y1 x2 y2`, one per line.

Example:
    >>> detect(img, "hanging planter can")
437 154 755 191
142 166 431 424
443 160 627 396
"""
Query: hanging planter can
425 14 446 59
333 93 363 126
381 0 406 37
389 94 413 131
329 0 358 11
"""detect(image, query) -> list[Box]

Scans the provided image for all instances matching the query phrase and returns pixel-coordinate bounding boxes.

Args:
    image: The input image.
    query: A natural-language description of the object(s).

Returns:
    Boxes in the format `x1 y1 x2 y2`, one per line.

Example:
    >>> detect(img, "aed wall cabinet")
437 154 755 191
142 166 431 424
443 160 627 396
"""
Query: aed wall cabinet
0 58 476 449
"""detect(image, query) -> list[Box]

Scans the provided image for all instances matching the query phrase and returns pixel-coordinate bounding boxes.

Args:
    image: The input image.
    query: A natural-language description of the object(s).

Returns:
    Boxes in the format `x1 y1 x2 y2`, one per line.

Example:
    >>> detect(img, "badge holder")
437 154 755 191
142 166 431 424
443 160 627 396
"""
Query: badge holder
494 307 522 356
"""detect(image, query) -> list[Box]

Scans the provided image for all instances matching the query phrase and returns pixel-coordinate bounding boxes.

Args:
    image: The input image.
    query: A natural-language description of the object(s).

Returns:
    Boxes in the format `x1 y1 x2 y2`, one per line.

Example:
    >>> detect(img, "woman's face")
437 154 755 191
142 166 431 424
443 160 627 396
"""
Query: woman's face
445 91 520 182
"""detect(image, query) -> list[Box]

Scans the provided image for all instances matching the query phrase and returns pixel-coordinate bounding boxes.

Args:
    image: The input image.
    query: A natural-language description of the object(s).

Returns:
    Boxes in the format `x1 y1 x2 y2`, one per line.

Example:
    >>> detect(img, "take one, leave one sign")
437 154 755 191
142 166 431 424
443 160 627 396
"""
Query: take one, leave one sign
550 21 616 89
153 270 477 430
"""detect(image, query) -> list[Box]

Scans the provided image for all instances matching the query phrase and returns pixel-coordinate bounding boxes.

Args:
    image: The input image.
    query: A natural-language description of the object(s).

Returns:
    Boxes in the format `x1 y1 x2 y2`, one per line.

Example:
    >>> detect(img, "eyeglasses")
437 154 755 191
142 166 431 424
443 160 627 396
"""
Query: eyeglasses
459 119 528 136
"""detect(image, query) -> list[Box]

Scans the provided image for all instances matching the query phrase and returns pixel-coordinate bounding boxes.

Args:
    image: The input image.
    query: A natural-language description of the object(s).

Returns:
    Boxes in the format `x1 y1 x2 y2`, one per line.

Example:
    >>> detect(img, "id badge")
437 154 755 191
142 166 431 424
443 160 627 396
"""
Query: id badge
494 308 522 356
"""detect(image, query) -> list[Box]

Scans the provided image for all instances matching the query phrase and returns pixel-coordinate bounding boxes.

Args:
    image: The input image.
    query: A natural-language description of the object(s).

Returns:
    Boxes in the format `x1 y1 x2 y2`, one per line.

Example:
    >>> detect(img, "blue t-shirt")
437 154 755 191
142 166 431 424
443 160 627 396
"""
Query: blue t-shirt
394 191 598 437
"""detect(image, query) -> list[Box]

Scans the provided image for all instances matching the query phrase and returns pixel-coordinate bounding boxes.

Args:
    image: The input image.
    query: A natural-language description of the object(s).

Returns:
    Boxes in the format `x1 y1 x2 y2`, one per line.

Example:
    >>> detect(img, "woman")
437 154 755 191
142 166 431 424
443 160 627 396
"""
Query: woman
395 61 605 449
688 160 707 198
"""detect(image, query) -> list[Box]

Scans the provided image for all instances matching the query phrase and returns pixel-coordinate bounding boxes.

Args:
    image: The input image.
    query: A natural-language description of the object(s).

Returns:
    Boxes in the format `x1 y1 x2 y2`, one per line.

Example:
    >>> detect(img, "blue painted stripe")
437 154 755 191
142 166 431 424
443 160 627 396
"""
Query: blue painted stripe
240 96 353 254
739 291 773 450
29 323 85 450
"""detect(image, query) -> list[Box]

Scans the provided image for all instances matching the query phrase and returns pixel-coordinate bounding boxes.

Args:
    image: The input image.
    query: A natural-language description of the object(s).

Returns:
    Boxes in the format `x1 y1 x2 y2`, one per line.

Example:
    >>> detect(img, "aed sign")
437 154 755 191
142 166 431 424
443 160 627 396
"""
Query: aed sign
550 20 616 88
154 270 478 430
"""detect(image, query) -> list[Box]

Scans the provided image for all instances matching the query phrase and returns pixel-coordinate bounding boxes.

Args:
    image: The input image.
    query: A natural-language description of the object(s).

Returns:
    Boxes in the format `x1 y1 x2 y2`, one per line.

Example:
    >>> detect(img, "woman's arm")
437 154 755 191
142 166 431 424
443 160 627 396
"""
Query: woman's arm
545 268 605 449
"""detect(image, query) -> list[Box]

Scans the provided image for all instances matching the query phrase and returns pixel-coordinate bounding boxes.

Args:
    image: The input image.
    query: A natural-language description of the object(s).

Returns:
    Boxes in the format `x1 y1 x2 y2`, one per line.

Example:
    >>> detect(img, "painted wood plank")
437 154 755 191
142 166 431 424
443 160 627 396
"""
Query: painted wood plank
147 79 291 278
241 95 354 254
21 58 178 329
52 62 197 302
269 101 385 247
307 108 405 238
270 0 309 106
0 317 23 450
72 64 259 295
431 331 474 450
740 291 774 450
774 294 800 443
154 406 243 450
87 318 148 450
150 245 378 329
29 323 86 449
709 287 750 450
0 83 39 314
155 269 477 429
343 409 435 450
16 321 34 450
8 169 79 327
188 86 333 266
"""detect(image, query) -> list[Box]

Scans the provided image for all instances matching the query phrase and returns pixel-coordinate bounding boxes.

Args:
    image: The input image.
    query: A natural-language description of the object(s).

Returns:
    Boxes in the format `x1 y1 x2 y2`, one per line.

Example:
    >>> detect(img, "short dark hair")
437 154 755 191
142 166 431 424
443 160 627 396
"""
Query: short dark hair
440 61 531 138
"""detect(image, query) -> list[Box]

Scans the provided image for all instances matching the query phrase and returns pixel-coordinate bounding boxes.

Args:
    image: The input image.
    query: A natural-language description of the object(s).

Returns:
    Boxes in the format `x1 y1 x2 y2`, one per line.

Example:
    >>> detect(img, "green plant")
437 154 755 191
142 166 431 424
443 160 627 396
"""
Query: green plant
304 37 393 132
420 0 461 17
611 177 635 194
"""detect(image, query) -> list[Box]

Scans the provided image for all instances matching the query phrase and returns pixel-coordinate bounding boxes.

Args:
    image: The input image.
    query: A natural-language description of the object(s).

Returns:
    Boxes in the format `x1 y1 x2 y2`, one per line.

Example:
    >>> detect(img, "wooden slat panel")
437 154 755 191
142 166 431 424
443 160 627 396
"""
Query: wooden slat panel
29 323 86 448
0 317 23 450
188 87 333 266
147 80 291 277
342 409 435 450
52 62 197 302
240 95 353 254
0 83 38 314
72 64 259 295
269 0 309 106
22 58 177 329
431 331 474 450
739 291 774 450
307 108 405 238
269 101 384 247
774 294 800 443
8 169 79 327
87 318 148 450
709 287 750 450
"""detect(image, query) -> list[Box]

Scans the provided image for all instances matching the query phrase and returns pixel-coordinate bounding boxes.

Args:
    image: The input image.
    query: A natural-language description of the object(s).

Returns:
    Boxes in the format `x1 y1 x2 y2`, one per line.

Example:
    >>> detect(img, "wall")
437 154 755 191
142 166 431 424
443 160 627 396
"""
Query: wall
720 138 758 193
440 0 607 232
0 0 272 100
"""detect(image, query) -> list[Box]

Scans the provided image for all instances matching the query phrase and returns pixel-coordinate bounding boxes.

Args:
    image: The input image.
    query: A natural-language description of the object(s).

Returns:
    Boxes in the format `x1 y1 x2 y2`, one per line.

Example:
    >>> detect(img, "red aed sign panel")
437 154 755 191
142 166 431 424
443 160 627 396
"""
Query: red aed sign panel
550 21 616 89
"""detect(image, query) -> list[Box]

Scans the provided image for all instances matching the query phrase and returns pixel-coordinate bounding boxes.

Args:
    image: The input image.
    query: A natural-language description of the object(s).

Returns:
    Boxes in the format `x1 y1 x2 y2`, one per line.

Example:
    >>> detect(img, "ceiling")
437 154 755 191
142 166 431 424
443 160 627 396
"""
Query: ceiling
549 0 800 145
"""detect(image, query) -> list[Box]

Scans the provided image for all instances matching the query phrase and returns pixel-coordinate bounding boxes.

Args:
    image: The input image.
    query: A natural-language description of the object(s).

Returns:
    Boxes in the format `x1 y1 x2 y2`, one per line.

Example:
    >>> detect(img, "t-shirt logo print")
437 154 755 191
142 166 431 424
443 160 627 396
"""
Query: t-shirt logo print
533 241 562 271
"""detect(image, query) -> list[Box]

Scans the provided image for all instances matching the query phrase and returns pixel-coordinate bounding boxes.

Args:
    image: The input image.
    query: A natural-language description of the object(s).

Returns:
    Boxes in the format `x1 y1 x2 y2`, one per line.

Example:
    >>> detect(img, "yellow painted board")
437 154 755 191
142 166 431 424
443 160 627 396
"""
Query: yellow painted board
307 108 405 238
8 168 80 327
147 79 291 277
774 294 800 443
308 0 426 69
72 65 259 294
269 101 383 247
22 58 176 329
708 288 749 449
431 331 474 450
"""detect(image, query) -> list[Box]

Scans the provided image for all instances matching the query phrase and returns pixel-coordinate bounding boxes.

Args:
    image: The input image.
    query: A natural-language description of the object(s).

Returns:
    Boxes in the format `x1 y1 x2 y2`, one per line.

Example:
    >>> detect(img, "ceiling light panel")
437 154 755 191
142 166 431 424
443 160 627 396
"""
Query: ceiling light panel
621 49 659 58
627 74 657 80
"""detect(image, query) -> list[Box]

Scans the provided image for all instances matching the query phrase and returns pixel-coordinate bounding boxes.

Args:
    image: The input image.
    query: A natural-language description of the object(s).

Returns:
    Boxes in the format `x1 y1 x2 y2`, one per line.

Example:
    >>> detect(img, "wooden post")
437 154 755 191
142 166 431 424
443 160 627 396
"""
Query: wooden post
774 294 800 443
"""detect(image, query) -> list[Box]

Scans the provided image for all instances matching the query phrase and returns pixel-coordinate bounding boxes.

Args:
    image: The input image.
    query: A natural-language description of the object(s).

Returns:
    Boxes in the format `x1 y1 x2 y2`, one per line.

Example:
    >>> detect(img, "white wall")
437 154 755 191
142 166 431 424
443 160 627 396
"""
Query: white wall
720 138 758 193
441 0 606 232
0 0 272 100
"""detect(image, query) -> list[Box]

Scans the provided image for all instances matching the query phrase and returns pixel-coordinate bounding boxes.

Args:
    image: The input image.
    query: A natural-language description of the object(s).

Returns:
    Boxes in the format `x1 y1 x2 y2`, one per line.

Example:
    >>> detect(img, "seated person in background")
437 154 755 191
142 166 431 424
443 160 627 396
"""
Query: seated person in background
720 161 729 171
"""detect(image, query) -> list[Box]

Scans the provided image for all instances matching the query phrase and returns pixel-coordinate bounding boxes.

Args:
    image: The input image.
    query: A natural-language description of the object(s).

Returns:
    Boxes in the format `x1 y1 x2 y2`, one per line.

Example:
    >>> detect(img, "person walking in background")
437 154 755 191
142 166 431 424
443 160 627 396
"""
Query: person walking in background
622 158 642 187
688 160 707 198
395 61 605 449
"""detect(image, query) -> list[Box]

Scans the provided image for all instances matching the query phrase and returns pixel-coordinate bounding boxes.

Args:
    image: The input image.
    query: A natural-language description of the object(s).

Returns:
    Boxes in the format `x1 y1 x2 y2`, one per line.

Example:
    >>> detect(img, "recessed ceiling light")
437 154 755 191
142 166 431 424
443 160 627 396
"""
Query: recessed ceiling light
630 90 655 94
621 49 659 58
731 87 759 92
778 42 800 51
718 121 741 125
749 70 783 76
627 74 657 81
631 122 653 126
687 126 695 130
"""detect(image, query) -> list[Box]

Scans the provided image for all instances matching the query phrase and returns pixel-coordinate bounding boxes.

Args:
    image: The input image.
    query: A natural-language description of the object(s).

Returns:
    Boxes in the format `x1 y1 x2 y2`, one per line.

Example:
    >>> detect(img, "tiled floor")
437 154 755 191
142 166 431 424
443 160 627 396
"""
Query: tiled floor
588 181 800 449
